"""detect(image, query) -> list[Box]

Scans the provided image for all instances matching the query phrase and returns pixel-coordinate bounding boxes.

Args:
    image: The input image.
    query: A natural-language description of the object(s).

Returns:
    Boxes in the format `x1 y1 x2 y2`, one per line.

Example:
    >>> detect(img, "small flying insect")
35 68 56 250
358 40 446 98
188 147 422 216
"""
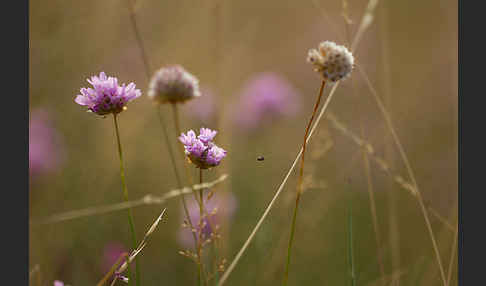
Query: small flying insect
256 156 265 161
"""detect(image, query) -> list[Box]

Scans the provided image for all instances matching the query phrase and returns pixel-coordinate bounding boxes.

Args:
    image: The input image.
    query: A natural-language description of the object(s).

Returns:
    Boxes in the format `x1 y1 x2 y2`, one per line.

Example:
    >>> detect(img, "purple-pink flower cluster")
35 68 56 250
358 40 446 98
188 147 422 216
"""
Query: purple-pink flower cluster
179 128 227 169
75 72 141 115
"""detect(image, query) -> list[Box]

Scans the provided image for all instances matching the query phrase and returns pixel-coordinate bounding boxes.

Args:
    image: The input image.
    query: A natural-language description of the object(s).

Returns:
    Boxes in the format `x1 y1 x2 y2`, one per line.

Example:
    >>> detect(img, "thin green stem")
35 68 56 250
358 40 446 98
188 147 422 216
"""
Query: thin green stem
199 169 204 218
171 103 203 286
113 114 140 286
283 192 301 286
347 188 356 286
157 107 199 249
198 168 206 286
283 80 326 285
172 103 197 188
157 106 183 187
126 0 151 79
157 106 201 286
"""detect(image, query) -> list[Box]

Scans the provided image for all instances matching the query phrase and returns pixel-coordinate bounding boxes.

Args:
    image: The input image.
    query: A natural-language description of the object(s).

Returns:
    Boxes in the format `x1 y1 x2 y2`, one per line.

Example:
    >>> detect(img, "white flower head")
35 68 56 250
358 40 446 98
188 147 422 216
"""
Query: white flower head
307 41 354 82
148 65 201 104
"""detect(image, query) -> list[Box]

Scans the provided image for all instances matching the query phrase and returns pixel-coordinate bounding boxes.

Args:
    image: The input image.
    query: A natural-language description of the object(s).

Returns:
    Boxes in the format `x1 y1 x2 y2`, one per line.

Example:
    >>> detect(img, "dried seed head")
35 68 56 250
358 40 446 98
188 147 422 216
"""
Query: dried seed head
307 41 354 82
148 65 201 104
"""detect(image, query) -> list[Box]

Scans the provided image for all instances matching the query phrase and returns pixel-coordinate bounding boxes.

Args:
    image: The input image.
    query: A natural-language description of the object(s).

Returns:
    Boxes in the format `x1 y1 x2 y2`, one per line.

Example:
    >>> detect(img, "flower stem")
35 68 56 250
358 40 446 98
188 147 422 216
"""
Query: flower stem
113 114 140 286
172 104 197 185
347 187 356 286
199 168 204 218
283 80 326 286
197 168 208 286
157 106 199 246
171 103 204 286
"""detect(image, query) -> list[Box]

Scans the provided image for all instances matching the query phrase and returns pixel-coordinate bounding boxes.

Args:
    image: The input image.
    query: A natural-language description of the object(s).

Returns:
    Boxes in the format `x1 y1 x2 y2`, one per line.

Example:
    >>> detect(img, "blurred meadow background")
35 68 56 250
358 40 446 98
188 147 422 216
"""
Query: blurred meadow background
29 0 458 285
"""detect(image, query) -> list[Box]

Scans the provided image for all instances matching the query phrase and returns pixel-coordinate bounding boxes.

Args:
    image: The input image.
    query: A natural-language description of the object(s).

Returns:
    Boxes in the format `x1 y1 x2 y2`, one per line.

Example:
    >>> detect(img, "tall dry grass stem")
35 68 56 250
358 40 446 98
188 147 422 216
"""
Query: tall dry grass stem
97 252 129 286
361 128 386 285
126 0 151 78
218 82 341 286
446 222 458 286
347 186 357 286
113 113 140 286
283 79 326 285
343 7 386 282
310 0 346 43
31 174 228 225
350 0 379 51
326 113 454 232
356 64 447 286
110 209 167 285
378 0 401 281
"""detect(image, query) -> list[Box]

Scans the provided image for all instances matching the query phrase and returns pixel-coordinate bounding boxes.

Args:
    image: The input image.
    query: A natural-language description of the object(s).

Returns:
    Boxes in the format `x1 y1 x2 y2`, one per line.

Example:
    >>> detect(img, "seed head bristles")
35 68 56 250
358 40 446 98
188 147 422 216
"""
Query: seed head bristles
148 65 201 104
113 209 167 281
31 174 228 225
307 41 354 82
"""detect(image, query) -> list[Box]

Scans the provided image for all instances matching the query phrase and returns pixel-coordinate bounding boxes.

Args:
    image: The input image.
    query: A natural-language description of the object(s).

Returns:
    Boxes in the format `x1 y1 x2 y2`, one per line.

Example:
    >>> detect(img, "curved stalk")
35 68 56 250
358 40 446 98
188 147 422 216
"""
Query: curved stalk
283 80 326 285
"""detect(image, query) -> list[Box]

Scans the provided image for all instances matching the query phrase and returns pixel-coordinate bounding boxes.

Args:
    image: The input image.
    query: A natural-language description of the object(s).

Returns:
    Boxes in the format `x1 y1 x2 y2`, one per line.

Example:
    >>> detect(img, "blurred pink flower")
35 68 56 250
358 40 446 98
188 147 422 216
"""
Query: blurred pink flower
178 192 237 249
53 281 64 286
233 72 301 130
101 242 127 272
29 109 65 179
183 87 217 123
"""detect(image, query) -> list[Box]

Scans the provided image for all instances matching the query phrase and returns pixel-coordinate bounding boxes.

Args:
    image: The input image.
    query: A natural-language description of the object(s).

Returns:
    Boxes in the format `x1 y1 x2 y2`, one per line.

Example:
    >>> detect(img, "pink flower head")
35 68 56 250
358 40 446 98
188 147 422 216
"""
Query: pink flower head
29 109 65 179
75 72 141 115
178 192 238 248
183 87 217 122
198 128 217 143
53 281 64 286
101 242 127 272
234 72 301 130
178 128 226 169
